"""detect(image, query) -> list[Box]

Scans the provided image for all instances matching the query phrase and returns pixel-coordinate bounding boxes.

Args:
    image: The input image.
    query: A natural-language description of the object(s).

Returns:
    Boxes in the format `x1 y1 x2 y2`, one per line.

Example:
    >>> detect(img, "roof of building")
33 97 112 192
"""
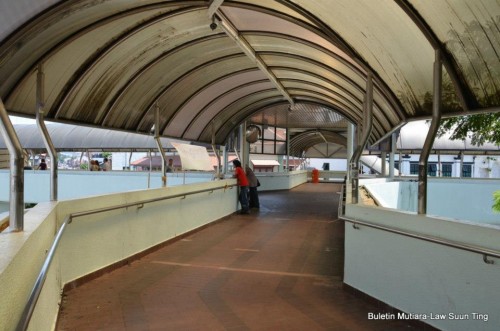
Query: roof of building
0 123 181 151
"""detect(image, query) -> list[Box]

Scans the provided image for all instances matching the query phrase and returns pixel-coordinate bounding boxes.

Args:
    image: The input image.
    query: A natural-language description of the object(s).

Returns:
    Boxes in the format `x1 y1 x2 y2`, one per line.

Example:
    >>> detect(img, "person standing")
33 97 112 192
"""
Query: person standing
232 159 249 214
166 158 174 172
38 158 47 170
102 157 111 171
245 165 260 209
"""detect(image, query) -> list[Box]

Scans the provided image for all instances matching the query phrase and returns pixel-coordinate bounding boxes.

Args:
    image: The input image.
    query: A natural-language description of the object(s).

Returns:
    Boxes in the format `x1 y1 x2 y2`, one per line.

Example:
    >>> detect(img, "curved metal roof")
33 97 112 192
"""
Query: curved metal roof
0 1 499 147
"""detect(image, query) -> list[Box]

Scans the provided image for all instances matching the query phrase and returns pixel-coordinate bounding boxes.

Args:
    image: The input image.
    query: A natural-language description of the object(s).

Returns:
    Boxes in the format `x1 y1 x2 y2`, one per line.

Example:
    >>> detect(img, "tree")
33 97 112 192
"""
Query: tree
494 191 500 213
438 113 500 146
437 14 500 147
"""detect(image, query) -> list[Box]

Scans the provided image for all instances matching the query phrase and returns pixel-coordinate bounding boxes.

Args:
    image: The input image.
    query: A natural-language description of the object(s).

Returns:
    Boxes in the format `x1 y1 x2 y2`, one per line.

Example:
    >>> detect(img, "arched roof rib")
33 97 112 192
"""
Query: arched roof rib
1 0 499 149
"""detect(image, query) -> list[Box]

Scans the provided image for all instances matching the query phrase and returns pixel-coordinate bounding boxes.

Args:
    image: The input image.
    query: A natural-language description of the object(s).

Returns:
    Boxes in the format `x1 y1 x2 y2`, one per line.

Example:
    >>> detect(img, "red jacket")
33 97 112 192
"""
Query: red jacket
234 167 249 187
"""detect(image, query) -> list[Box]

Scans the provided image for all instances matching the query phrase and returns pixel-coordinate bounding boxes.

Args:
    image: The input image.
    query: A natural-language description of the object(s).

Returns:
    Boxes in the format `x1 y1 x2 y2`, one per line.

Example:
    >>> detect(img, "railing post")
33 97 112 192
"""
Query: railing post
418 49 442 214
0 98 24 231
36 63 58 201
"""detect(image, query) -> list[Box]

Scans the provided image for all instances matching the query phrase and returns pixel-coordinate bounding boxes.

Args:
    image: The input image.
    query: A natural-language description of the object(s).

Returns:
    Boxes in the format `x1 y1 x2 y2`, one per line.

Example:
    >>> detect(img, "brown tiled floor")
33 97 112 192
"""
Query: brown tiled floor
56 183 418 331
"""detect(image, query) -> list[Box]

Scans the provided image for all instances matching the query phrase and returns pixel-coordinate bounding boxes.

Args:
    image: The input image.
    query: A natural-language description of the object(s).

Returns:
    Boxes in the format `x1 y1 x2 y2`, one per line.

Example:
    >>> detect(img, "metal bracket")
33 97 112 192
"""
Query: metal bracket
352 223 360 230
483 254 495 265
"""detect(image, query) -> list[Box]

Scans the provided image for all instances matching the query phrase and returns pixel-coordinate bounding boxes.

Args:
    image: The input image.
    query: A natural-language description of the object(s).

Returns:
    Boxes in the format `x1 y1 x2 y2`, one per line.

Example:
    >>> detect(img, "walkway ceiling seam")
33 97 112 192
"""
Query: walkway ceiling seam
293 97 365 132
269 64 366 121
48 6 207 120
394 0 477 111
159 80 274 135
132 54 255 133
1 2 194 104
283 86 359 122
275 0 407 123
245 31 366 81
199 89 282 142
281 78 361 116
100 33 229 127
214 9 295 106
134 53 250 133
214 97 288 144
176 79 271 138
290 93 386 140
261 52 365 94
246 101 357 130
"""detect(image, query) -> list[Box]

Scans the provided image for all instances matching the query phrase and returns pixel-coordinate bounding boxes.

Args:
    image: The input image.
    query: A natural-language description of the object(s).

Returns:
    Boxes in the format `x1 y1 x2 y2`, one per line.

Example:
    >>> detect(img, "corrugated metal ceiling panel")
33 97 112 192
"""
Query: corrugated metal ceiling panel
0 0 498 148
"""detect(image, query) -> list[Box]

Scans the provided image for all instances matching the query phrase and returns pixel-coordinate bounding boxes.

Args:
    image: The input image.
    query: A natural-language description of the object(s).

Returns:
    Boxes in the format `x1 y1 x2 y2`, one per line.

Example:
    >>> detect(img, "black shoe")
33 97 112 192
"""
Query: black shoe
238 210 250 215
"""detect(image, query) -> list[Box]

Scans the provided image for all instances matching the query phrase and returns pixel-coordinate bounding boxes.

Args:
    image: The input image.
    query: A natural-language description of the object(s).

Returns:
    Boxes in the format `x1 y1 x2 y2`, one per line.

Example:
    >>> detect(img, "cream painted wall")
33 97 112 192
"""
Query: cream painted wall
344 204 500 331
0 180 237 331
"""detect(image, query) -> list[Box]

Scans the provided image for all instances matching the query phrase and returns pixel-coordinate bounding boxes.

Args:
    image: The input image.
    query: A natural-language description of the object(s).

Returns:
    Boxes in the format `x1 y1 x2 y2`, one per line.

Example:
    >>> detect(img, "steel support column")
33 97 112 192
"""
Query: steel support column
0 98 24 231
154 104 167 187
36 64 58 201
389 133 396 179
350 73 374 204
381 152 387 177
418 50 442 214
346 122 355 182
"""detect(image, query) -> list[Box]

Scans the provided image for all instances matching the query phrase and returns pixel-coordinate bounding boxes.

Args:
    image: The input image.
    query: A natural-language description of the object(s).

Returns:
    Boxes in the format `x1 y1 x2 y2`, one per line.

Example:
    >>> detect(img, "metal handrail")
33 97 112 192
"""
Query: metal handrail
340 216 500 264
16 183 236 331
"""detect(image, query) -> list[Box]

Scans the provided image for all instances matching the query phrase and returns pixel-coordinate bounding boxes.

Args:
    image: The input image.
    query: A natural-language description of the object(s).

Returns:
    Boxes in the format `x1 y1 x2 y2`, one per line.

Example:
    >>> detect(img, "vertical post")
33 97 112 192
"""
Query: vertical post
286 128 290 172
36 63 58 201
381 152 387 177
389 133 396 179
459 154 464 179
239 123 246 165
350 72 373 204
0 98 24 231
346 122 355 182
154 103 167 187
418 50 442 215
437 152 442 177
147 150 151 188
212 121 221 179
222 144 228 176
86 150 91 171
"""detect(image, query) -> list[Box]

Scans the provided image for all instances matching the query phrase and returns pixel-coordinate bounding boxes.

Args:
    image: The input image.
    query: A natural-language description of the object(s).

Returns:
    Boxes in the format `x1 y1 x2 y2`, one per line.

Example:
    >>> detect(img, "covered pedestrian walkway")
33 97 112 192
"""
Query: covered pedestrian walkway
56 183 422 331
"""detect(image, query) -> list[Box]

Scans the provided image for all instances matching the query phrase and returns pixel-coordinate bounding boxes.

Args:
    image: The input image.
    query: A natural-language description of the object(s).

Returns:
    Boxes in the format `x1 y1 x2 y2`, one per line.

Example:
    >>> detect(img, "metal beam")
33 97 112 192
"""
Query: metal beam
418 50 442 215
350 73 374 204
0 98 24 231
208 0 224 18
36 63 58 201
154 104 167 187
214 11 294 106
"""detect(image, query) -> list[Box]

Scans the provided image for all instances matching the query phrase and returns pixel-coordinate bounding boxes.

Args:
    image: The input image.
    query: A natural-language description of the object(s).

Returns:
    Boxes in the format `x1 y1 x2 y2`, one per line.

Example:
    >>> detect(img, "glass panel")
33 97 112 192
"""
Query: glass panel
410 162 419 175
462 164 472 178
428 163 437 176
276 141 286 155
250 141 263 154
263 141 275 154
275 128 287 141
410 0 500 107
442 163 452 177
263 127 275 140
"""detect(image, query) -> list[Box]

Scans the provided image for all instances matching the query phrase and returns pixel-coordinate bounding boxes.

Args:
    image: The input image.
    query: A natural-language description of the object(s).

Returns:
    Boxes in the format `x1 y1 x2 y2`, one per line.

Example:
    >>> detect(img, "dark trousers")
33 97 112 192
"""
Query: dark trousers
249 187 260 208
238 186 249 212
